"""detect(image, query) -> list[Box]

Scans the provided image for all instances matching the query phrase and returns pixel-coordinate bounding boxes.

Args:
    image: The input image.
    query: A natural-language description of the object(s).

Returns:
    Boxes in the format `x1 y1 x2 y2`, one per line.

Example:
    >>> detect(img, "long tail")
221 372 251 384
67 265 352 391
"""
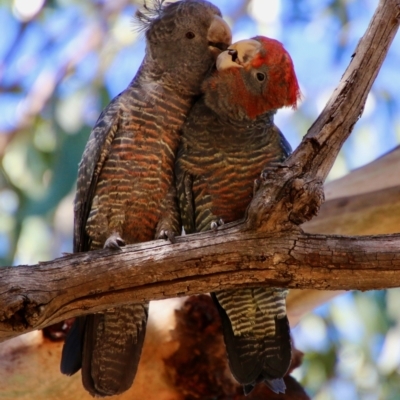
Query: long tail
211 288 291 394
61 303 148 397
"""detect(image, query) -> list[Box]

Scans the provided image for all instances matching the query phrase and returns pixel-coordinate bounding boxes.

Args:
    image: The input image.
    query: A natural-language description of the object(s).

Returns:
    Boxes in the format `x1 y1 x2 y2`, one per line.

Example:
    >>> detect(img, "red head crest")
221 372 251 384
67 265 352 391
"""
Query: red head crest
204 36 301 120
252 36 301 110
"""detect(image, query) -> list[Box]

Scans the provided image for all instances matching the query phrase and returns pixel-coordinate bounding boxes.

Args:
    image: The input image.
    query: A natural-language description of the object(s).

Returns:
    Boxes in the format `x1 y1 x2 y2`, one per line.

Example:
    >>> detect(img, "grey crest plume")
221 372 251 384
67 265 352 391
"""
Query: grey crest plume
134 0 167 32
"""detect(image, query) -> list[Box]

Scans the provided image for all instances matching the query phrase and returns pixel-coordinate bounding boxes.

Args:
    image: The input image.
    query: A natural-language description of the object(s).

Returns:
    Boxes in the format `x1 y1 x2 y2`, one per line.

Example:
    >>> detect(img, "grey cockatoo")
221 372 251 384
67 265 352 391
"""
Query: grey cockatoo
60 1 231 396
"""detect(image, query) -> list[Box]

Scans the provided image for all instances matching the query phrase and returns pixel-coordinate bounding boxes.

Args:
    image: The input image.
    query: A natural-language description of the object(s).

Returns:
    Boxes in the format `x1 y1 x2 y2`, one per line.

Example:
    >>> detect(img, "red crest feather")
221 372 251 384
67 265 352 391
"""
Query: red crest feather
253 36 301 110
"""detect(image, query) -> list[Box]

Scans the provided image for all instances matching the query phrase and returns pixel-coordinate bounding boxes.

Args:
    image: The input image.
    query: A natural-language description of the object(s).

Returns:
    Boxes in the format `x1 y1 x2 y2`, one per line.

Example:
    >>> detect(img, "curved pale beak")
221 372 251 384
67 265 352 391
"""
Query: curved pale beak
207 15 232 59
216 39 262 71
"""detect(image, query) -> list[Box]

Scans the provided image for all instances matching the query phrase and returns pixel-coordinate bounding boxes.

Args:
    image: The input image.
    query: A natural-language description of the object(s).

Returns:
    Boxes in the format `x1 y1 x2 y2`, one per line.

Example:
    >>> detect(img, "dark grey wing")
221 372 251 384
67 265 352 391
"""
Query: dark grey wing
74 95 121 252
175 143 196 235
60 95 121 377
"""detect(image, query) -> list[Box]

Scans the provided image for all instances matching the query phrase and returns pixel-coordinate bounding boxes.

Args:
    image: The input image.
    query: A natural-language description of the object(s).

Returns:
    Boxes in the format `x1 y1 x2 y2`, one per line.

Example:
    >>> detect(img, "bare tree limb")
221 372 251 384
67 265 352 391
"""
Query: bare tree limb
1 230 400 342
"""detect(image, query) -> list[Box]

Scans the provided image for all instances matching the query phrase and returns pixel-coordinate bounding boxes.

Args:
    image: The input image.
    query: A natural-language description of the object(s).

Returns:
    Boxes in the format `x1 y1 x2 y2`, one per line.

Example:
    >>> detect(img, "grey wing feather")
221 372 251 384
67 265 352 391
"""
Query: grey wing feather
61 95 122 381
73 96 150 395
74 95 121 252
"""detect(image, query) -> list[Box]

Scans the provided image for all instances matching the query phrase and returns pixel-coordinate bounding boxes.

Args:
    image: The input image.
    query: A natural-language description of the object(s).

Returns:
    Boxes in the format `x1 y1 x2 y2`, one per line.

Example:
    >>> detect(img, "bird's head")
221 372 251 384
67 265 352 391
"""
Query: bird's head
203 36 301 120
136 0 232 95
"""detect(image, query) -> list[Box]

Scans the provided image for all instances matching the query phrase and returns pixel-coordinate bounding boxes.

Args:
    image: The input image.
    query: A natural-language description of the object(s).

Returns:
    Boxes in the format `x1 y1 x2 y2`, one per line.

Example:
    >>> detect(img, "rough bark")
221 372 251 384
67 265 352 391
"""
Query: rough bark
0 0 399 346
1 230 400 342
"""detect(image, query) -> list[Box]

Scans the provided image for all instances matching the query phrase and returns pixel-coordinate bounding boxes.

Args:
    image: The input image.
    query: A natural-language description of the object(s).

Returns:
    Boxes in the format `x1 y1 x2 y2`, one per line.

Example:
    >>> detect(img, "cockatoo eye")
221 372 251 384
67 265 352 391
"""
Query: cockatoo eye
186 31 196 39
256 72 265 81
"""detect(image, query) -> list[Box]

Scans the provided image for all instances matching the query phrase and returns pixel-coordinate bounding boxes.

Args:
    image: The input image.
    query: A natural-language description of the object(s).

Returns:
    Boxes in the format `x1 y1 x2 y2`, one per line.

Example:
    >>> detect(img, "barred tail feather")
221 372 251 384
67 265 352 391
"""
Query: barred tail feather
61 303 148 397
81 303 148 397
211 289 291 394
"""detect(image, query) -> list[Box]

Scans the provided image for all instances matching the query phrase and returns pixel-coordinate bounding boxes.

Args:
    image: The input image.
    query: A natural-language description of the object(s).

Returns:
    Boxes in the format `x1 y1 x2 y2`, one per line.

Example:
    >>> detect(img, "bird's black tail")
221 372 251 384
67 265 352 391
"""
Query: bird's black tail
60 316 86 376
61 303 148 396
211 288 291 395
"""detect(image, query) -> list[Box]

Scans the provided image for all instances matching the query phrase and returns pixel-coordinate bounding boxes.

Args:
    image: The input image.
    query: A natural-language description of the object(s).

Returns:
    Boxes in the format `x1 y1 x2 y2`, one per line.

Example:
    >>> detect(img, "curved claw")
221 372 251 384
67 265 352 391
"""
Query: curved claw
210 218 224 231
158 230 176 244
104 233 126 250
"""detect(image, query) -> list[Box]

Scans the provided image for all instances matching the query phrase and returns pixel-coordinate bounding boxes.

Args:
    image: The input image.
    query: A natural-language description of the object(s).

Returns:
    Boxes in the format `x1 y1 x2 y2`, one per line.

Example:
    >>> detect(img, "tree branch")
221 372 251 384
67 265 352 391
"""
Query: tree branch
1 230 400 342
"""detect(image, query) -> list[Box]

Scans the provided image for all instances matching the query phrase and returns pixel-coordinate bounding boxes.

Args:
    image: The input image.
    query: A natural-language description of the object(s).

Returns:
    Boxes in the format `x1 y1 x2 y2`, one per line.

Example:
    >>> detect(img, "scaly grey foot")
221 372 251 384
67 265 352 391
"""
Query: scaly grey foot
158 230 176 244
210 218 224 231
104 233 126 249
